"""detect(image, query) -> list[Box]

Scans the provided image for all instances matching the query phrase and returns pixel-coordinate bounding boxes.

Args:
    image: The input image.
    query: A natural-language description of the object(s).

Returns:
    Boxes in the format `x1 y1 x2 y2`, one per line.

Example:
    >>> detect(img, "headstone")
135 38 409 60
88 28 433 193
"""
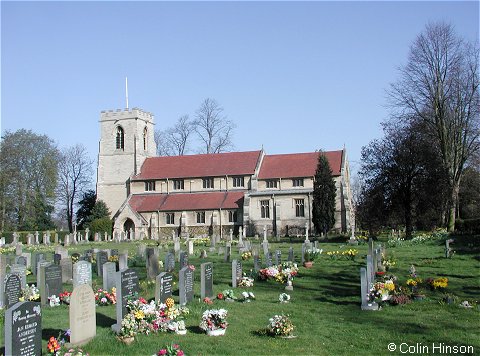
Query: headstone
0 255 8 308
119 253 128 270
288 247 294 262
253 255 261 272
96 251 108 277
53 254 61 265
164 252 175 272
231 260 242 288
32 253 45 276
179 266 194 305
60 258 73 284
34 231 39 245
155 272 173 304
265 251 273 267
301 241 312 264
187 240 194 255
12 232 19 244
54 233 59 245
179 251 189 268
73 261 92 289
103 262 117 290
36 261 51 288
39 264 62 306
147 256 160 280
4 274 22 309
275 250 282 265
305 223 309 242
112 269 139 332
15 244 23 256
201 262 213 299
445 239 454 258
224 245 231 262
360 267 378 310
10 264 27 289
69 282 96 345
368 239 374 257
174 238 181 253
366 255 374 289
5 301 42 356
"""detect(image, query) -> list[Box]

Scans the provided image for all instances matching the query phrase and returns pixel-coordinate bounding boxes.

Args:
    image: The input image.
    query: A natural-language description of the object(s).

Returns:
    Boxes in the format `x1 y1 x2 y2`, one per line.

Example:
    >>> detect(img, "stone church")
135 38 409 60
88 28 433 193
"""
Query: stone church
96 107 353 239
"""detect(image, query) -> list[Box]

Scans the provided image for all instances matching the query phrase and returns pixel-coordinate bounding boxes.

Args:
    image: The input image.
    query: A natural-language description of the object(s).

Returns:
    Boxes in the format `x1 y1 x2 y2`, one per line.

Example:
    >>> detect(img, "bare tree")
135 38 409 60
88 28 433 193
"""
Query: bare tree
56 144 94 232
389 22 480 231
154 129 174 156
194 98 235 153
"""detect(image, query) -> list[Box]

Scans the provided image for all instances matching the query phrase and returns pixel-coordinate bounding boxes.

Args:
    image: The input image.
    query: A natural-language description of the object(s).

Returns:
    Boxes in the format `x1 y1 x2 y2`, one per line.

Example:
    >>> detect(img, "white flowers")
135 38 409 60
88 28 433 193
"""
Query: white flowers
279 293 291 303
199 309 229 331
48 295 60 307
241 291 255 302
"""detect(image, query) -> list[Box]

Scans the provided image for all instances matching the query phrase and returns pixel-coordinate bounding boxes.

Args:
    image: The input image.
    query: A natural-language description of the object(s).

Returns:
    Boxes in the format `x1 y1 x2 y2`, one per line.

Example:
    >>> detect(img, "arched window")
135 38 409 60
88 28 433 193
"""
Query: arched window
143 127 148 151
116 126 124 150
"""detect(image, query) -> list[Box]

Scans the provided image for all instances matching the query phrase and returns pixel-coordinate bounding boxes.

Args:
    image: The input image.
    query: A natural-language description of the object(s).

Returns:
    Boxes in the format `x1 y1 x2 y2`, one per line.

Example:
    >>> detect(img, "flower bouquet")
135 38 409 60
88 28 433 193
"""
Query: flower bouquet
95 288 116 306
304 248 322 263
48 295 60 307
21 284 40 302
240 291 255 303
156 343 185 356
238 276 254 288
166 320 187 335
267 314 295 338
199 309 228 336
218 290 236 301
47 336 61 355
258 262 299 284
279 293 290 303
241 251 252 260
59 291 72 305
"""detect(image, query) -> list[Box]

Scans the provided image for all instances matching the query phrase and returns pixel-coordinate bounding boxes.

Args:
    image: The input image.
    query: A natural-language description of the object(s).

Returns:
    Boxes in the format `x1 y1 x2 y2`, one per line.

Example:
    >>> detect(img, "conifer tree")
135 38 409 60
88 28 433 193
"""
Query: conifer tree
312 153 336 235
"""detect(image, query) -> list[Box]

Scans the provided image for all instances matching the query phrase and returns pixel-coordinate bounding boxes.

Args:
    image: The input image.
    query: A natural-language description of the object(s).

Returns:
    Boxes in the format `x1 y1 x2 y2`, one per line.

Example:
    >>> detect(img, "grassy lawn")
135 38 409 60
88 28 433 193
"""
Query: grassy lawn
1 234 479 355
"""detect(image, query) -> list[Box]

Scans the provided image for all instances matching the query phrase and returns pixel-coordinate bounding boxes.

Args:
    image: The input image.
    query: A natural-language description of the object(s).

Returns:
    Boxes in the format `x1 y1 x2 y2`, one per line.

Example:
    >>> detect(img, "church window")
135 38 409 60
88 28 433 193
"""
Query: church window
196 211 206 224
166 213 175 225
145 181 156 191
295 199 305 217
203 178 214 189
293 178 304 187
143 127 148 150
233 177 244 188
261 200 270 219
266 180 278 189
228 210 237 222
116 126 124 150
173 180 184 190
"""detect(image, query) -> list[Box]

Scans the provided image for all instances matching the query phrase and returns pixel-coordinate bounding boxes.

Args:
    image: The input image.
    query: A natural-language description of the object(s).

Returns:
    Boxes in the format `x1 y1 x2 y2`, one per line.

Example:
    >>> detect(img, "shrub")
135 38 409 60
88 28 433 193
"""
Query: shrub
89 217 112 236
455 218 480 234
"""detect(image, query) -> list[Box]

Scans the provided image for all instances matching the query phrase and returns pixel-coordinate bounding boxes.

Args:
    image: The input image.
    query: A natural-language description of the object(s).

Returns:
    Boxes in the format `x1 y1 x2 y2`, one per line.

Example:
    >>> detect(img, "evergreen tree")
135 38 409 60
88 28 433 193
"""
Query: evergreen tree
312 153 336 235
76 190 96 230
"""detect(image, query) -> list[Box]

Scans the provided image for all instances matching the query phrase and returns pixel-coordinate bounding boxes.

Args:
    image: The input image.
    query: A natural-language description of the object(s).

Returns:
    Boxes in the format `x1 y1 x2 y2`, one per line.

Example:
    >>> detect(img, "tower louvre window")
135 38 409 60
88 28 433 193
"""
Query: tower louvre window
143 127 148 150
145 181 156 191
116 126 125 150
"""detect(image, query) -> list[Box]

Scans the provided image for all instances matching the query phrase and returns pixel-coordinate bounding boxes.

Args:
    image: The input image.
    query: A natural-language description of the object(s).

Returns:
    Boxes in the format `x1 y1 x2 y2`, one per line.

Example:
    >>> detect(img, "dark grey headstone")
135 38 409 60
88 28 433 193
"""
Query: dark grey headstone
179 266 194 305
119 253 128 270
60 258 73 284
275 250 282 265
179 251 188 269
155 272 173 304
40 264 62 305
96 251 108 277
53 254 61 265
112 269 139 332
201 262 213 299
224 245 231 262
266 252 273 267
288 247 294 262
5 301 42 356
164 252 175 272
110 249 119 257
4 274 22 309
32 253 45 276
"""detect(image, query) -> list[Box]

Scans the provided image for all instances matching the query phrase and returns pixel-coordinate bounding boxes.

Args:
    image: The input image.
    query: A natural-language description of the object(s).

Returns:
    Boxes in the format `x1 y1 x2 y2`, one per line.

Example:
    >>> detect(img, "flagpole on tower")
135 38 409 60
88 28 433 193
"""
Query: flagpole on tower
125 77 129 109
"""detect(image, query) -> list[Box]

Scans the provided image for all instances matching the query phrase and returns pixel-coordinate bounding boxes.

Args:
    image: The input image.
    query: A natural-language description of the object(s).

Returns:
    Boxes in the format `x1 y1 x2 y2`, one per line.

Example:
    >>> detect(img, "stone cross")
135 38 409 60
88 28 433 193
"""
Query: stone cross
360 267 378 310
305 223 309 242
35 231 40 245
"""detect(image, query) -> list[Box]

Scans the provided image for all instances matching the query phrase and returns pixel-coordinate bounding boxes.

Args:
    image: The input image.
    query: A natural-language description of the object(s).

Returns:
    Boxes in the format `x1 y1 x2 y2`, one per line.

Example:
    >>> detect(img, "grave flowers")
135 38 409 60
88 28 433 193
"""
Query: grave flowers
241 251 252 260
219 289 236 301
59 291 72 304
199 309 229 336
240 291 255 302
238 275 254 287
20 284 40 301
304 247 322 265
47 336 61 355
279 293 291 303
94 287 116 306
258 262 299 284
267 314 295 338
48 295 61 307
156 343 185 356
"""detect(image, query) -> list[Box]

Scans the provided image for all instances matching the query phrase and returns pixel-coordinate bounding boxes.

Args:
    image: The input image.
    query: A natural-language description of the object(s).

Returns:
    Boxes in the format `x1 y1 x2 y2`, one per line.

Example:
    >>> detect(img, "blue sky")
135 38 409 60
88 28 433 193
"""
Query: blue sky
1 1 478 175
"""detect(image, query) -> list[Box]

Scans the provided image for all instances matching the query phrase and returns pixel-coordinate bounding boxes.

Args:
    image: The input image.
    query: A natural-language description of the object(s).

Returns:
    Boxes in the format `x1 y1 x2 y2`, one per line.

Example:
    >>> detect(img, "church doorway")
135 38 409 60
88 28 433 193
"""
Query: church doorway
123 218 135 239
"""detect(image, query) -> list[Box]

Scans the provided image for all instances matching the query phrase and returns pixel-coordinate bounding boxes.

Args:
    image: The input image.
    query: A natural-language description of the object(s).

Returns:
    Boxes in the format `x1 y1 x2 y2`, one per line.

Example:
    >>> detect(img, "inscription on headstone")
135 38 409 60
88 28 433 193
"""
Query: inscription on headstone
112 269 139 332
231 260 242 288
5 301 42 356
4 274 22 309
179 266 194 305
69 284 96 346
201 262 213 299
155 272 173 304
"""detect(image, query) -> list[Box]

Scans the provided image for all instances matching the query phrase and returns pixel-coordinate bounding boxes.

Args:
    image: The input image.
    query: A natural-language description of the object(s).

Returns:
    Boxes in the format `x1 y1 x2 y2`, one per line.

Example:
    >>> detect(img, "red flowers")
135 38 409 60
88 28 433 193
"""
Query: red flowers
217 293 224 300
203 297 213 305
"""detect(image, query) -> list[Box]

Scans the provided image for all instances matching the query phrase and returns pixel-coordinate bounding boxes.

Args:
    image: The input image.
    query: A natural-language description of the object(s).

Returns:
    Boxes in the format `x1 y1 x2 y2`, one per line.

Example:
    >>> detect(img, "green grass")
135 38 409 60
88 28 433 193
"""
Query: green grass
1 235 479 355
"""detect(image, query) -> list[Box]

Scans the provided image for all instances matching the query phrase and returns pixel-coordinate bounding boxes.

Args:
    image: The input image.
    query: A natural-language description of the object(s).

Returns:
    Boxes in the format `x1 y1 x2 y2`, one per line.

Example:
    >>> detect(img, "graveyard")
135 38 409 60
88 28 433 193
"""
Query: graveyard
0 231 478 356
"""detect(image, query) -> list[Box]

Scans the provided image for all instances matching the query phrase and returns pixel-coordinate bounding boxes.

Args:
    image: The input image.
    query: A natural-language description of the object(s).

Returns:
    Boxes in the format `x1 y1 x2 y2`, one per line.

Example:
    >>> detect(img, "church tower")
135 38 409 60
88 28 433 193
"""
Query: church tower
96 108 156 217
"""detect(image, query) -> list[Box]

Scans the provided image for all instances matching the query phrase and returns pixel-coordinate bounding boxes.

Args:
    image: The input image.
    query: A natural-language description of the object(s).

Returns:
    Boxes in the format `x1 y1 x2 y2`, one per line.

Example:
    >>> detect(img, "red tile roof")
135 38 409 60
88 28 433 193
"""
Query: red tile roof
133 151 262 180
258 150 343 179
129 191 244 212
